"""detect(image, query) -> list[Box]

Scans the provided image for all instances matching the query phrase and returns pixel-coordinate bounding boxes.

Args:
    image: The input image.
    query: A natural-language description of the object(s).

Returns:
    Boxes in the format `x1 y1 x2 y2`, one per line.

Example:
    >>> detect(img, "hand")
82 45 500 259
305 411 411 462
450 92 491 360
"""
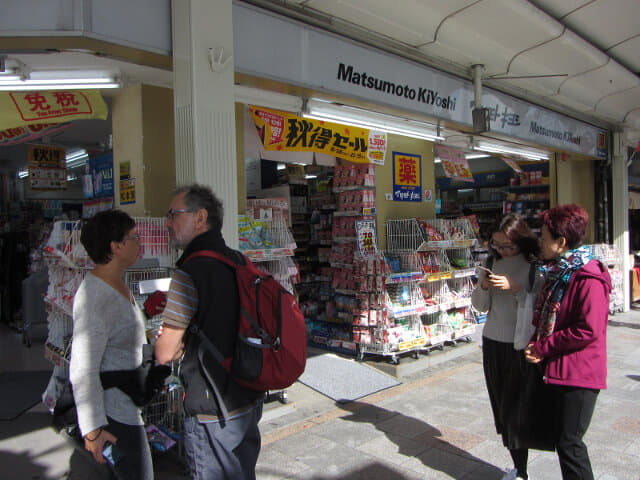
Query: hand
83 427 118 464
524 343 543 364
486 274 521 292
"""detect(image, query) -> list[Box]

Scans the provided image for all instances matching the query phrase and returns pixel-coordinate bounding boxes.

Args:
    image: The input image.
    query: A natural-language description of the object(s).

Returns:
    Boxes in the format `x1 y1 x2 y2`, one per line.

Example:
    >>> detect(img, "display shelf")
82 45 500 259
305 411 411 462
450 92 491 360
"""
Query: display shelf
386 271 424 284
333 208 376 217
506 183 549 190
244 248 295 262
333 185 376 192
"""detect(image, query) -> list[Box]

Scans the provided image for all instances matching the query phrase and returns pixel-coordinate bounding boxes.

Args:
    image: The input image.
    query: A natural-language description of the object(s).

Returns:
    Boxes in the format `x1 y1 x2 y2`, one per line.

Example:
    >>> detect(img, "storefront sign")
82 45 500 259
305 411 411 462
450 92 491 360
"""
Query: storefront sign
435 145 474 183
90 154 114 198
120 178 136 205
392 152 422 202
355 219 378 256
0 90 108 130
249 106 387 165
234 3 608 159
0 122 72 146
27 144 66 191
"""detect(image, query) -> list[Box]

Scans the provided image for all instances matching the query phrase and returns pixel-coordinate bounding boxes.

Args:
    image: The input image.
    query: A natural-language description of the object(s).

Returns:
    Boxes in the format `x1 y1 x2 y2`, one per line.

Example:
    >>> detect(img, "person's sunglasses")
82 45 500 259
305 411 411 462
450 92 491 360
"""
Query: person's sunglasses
165 209 194 220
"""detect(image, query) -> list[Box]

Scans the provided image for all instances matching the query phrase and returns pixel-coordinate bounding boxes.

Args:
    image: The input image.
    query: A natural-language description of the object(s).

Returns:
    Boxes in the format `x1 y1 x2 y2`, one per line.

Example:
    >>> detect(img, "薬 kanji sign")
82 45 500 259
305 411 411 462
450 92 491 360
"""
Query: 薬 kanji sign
392 151 422 202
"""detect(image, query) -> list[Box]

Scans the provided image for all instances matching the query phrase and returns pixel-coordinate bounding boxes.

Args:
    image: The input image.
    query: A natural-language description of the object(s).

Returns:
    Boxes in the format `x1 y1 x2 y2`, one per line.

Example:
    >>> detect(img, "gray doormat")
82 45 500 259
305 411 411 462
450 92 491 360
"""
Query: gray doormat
0 370 52 420
298 353 400 403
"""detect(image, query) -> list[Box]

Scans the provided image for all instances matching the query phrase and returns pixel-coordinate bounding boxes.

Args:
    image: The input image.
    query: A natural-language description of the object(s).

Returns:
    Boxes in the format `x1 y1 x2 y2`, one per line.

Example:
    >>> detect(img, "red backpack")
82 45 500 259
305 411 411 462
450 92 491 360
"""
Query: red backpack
185 250 307 399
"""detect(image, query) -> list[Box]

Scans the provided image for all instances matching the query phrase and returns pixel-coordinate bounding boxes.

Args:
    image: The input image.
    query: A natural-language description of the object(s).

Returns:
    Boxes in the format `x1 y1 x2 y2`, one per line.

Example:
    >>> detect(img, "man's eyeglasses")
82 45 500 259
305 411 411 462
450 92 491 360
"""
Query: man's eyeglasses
490 241 517 252
122 234 140 243
165 209 194 220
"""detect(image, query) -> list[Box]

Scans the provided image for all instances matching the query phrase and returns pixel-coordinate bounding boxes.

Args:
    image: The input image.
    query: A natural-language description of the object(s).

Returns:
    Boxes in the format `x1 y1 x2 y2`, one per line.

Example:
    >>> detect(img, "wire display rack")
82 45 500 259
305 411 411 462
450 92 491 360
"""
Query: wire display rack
586 243 624 314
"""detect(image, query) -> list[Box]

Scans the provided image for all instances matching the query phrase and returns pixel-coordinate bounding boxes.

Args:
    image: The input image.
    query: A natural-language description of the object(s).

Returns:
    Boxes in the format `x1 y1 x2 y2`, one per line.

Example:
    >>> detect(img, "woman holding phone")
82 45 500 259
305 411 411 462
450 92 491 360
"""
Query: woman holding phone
69 210 153 480
471 213 546 480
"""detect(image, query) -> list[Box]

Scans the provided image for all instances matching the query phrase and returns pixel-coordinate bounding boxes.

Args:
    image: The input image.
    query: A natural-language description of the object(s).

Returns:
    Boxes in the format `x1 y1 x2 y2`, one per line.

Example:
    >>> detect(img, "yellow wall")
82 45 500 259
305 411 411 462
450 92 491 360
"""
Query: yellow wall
112 85 144 216
142 85 175 216
555 154 596 243
376 134 436 250
112 84 175 217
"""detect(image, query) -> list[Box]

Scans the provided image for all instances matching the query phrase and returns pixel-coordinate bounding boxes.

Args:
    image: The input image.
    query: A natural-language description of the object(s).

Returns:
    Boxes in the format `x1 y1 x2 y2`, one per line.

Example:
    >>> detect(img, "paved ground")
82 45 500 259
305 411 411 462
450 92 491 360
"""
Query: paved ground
1 310 639 479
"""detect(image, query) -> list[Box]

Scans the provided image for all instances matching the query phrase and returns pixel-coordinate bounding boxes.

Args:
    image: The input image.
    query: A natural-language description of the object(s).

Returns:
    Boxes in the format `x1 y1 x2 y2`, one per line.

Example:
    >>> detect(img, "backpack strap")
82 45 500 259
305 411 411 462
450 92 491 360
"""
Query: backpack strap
186 249 239 269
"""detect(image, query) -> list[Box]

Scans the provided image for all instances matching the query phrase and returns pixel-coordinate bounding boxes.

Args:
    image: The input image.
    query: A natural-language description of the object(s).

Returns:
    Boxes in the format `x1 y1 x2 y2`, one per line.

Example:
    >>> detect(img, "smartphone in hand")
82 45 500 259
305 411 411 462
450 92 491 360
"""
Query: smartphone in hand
103 442 124 466
477 265 494 276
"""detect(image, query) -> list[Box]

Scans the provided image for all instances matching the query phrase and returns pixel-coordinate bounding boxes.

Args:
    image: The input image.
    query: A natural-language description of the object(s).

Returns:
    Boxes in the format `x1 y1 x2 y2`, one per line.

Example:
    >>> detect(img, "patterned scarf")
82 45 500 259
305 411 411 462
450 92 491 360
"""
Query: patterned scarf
533 245 592 338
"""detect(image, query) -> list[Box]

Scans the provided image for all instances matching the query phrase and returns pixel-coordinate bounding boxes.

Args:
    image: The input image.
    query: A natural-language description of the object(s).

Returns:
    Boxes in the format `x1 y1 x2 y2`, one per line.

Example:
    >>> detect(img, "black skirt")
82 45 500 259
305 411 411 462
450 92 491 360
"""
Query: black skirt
482 336 555 451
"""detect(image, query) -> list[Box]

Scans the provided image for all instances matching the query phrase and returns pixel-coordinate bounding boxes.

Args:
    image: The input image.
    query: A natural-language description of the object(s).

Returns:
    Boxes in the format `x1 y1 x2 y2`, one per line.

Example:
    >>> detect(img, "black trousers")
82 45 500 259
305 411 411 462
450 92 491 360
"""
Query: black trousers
550 385 599 480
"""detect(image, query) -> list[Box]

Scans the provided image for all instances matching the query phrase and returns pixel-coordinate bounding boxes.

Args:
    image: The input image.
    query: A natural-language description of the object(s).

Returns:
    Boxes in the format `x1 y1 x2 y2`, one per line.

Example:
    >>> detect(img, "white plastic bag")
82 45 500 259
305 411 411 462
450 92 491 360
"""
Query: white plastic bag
514 292 537 350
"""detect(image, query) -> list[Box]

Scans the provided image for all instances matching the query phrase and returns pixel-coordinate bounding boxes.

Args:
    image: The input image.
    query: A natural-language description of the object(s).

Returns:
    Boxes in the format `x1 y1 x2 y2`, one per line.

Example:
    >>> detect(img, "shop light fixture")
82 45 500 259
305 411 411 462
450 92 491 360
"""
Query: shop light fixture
66 148 89 168
475 142 549 161
235 85 303 112
18 169 29 179
465 153 491 159
0 70 120 91
305 174 318 179
277 163 286 170
304 99 445 142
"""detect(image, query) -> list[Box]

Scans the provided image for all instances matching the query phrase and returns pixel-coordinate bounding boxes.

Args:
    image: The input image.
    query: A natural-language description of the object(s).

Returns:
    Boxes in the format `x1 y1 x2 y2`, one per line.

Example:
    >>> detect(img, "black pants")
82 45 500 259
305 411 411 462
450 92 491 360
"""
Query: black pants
102 416 154 480
551 385 599 480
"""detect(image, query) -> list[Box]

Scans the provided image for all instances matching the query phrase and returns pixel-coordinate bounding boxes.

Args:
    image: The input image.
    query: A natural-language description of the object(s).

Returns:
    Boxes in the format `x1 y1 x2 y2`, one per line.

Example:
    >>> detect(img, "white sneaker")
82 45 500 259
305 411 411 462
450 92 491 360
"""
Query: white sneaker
501 469 518 480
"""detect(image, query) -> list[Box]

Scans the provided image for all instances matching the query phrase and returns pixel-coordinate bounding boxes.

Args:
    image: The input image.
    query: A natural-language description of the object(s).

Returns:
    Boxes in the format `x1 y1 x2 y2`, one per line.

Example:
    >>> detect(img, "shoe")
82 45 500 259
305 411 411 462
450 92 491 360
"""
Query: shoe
501 469 517 480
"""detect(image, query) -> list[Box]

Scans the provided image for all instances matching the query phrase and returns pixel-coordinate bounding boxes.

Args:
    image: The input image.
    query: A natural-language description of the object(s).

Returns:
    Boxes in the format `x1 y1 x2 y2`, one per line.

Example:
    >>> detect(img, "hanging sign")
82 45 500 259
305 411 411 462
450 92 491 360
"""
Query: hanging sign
502 158 523 173
0 90 108 130
120 178 136 205
356 219 378 256
90 154 114 198
0 122 72 146
435 145 474 183
392 151 422 202
249 106 387 165
27 144 67 191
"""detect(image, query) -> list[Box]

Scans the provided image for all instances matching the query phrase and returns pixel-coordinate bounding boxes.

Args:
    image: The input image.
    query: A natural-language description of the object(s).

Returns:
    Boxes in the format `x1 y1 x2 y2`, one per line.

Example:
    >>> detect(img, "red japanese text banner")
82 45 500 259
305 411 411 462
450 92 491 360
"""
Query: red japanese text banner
434 145 474 183
0 90 108 130
0 122 72 146
249 106 387 165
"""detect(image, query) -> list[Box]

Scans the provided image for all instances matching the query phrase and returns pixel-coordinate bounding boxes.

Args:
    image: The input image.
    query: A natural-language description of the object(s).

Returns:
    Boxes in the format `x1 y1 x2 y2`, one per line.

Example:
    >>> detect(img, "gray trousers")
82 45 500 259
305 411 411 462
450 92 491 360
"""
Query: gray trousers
183 402 263 480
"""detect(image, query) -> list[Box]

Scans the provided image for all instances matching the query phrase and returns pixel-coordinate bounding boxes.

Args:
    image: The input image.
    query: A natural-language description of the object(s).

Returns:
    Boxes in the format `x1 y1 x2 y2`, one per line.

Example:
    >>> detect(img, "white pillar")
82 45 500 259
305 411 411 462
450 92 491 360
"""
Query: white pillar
172 0 238 247
611 131 630 312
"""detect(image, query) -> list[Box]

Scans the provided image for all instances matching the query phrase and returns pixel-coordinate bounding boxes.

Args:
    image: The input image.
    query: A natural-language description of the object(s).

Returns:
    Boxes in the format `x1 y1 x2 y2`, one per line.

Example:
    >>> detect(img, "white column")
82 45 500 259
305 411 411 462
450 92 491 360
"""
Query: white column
611 131 630 312
172 0 238 247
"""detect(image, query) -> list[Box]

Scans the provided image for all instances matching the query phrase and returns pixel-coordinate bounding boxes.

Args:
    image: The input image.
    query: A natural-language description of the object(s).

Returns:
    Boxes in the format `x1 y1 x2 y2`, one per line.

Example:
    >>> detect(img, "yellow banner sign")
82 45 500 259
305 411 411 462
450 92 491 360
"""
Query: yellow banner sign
250 106 387 165
27 144 67 191
0 90 108 130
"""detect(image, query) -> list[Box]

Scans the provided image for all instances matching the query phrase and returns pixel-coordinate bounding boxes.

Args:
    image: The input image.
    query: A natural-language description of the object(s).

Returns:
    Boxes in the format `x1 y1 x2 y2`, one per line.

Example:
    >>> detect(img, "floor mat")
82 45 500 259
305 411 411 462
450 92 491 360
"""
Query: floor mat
0 371 52 420
298 353 400 403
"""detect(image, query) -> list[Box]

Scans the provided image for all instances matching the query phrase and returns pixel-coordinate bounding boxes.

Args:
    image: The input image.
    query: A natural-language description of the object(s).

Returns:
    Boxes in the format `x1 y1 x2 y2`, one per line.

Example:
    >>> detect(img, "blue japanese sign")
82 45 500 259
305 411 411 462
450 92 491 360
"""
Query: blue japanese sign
392 151 422 202
89 153 114 198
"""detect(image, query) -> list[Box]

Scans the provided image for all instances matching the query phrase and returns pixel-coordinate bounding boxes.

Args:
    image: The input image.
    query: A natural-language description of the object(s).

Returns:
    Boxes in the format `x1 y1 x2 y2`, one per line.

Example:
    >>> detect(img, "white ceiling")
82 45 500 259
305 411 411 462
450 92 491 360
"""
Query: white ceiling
245 0 640 138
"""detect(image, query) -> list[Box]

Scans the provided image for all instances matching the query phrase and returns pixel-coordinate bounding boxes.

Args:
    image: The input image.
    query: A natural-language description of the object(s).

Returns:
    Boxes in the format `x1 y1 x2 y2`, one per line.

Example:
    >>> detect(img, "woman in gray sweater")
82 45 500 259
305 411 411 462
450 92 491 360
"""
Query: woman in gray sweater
471 213 546 480
69 210 152 480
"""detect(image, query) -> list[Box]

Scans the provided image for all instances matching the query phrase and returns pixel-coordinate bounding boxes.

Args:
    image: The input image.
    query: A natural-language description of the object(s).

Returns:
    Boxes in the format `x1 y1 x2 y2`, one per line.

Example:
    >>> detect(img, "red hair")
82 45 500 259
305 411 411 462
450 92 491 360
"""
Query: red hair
539 204 589 249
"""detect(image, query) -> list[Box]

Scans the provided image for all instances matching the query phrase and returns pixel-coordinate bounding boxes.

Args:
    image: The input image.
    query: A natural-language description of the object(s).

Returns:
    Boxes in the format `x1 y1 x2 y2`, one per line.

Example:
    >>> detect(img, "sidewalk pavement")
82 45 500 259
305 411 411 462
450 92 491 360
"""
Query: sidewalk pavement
1 310 639 479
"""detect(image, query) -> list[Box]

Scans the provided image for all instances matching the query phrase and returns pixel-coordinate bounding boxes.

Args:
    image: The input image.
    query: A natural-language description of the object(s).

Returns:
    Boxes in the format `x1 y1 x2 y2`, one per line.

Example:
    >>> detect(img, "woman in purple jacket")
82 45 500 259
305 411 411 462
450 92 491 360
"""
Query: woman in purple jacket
525 204 611 480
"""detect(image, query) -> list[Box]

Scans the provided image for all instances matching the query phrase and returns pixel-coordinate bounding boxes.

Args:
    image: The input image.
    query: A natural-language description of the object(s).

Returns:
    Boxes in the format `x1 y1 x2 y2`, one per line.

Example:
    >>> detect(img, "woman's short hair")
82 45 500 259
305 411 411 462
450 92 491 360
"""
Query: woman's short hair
489 213 539 261
174 184 224 232
80 210 136 264
539 204 589 250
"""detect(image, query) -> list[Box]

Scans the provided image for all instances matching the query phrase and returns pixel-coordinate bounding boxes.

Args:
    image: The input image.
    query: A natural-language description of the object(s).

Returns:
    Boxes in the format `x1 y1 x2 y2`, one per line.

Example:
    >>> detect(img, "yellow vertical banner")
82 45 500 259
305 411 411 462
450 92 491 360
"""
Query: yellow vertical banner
249 106 387 165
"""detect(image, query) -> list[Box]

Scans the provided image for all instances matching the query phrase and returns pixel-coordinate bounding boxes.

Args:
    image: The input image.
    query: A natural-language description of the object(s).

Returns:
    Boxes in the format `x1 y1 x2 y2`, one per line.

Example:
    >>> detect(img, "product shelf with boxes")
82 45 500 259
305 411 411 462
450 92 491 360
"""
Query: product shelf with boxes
40 218 183 455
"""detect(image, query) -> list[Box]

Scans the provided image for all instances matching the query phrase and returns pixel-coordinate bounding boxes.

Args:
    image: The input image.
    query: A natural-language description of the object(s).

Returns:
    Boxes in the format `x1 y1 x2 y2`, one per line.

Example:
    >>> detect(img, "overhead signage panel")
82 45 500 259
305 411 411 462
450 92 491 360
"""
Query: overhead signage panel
234 3 608 158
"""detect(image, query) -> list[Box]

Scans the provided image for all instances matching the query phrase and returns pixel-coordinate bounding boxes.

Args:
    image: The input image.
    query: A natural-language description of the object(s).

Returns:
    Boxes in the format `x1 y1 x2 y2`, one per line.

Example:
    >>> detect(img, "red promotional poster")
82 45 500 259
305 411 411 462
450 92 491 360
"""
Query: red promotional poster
435 145 474 183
